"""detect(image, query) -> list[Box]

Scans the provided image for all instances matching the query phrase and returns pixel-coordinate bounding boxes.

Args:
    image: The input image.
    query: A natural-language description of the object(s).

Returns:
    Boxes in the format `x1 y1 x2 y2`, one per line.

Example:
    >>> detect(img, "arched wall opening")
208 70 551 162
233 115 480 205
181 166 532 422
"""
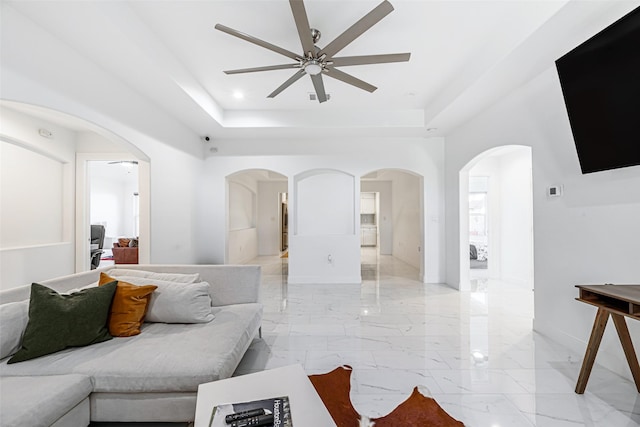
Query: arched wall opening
361 169 425 281
0 101 151 288
459 145 534 291
225 169 288 265
288 168 360 284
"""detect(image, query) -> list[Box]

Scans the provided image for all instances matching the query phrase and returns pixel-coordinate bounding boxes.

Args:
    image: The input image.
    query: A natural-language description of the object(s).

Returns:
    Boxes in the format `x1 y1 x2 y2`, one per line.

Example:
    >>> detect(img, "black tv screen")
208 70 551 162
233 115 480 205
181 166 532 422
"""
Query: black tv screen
555 6 640 174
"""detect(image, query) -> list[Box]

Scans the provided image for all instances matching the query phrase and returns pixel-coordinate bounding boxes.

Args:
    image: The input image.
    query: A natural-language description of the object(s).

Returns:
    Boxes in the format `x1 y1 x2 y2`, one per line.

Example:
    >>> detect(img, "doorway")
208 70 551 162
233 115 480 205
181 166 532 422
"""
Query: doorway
88 160 139 269
76 153 150 272
225 169 288 265
469 176 489 276
361 169 424 281
279 192 288 253
459 146 534 288
360 192 379 247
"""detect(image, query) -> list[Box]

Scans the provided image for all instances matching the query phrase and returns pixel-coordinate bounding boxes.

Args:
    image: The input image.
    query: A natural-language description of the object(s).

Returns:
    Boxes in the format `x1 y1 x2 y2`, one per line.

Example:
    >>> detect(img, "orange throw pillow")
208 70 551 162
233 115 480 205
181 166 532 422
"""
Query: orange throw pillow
99 272 157 337
117 238 131 247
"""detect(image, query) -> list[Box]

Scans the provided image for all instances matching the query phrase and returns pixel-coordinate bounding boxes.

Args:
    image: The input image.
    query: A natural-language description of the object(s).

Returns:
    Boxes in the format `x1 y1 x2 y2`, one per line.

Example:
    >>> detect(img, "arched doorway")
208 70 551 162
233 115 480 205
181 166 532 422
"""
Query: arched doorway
361 169 425 281
0 101 150 277
225 169 288 265
459 146 534 289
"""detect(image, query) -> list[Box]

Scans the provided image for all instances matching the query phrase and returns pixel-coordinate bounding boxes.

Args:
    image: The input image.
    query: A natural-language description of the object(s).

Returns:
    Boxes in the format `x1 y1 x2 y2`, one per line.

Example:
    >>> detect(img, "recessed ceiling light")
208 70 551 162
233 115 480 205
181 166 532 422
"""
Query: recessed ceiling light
233 91 244 99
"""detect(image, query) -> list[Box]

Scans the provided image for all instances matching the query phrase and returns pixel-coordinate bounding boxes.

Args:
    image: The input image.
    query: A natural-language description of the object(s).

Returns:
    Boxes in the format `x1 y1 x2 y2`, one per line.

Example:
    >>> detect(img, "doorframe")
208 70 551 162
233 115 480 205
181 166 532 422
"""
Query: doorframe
75 153 150 272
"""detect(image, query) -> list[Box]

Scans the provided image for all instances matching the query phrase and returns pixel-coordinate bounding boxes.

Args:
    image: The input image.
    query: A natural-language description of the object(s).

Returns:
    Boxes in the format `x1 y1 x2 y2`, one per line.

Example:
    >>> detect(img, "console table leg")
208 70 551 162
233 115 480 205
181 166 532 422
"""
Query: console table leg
611 313 640 392
576 308 609 394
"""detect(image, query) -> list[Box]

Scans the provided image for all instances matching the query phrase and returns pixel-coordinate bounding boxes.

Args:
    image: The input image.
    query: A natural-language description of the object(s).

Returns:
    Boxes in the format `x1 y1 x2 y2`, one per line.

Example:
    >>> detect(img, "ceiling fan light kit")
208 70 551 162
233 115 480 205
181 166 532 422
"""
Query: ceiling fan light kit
215 0 410 103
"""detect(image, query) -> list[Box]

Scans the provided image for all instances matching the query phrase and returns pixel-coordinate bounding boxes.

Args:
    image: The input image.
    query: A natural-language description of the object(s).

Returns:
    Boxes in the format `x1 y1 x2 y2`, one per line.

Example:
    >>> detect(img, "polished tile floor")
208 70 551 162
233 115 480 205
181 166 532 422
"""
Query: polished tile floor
235 249 640 427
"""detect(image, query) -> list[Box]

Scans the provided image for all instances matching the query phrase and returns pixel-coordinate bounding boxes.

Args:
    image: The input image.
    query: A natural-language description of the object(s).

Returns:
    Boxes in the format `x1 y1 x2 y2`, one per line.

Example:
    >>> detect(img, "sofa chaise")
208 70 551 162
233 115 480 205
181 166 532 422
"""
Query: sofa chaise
0 264 263 426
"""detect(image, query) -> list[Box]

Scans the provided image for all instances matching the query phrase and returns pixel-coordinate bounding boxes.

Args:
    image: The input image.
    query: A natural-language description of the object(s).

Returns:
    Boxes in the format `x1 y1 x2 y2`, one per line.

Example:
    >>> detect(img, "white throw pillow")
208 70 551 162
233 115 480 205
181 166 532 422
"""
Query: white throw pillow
0 300 29 359
110 276 214 324
106 268 200 284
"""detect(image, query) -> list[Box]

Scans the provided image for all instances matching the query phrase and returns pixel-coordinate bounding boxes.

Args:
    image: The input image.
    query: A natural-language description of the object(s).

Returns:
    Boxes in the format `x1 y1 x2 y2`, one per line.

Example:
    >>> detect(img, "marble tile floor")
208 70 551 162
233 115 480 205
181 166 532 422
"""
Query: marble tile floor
232 250 640 427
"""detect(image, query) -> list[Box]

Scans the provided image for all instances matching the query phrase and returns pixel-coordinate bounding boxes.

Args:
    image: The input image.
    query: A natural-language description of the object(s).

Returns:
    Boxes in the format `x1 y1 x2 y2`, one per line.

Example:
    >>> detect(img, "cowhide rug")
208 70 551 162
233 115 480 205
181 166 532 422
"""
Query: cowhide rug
309 365 464 427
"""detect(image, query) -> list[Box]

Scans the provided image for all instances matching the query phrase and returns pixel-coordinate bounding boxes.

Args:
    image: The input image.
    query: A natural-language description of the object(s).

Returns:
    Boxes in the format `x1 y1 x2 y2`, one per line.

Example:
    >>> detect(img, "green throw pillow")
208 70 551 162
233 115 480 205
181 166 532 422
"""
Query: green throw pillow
8 281 117 364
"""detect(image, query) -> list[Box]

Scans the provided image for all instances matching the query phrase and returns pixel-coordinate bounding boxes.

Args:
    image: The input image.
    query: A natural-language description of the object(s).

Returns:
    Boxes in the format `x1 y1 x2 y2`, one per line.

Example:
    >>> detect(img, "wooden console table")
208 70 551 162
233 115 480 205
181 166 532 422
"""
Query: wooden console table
575 284 640 394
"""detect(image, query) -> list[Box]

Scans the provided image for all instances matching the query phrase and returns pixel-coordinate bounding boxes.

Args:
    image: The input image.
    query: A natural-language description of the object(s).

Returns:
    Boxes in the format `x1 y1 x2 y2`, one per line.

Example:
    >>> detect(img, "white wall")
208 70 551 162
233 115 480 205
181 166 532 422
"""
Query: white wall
0 108 75 289
497 150 533 286
228 228 258 265
2 143 64 247
387 171 423 270
295 170 355 236
228 181 255 230
198 137 445 283
290 169 359 284
227 177 258 264
445 65 640 378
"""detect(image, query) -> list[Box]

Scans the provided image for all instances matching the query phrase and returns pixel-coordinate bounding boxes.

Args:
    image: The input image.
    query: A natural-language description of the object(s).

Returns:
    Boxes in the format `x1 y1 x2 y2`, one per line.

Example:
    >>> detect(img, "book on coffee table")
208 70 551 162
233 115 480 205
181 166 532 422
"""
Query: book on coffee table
209 395 293 427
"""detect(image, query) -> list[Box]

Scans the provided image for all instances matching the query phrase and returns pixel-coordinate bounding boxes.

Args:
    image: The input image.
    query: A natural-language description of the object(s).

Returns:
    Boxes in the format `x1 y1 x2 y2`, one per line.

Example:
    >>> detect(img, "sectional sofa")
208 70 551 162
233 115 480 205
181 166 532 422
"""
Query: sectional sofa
0 264 263 426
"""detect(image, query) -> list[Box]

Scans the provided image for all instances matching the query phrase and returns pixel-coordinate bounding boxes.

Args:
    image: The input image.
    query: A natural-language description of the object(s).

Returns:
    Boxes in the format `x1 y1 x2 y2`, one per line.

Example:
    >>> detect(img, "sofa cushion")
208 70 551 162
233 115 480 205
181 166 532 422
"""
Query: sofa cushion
0 303 263 393
99 273 157 337
107 268 200 284
8 281 117 364
0 301 29 359
111 276 214 324
0 374 92 427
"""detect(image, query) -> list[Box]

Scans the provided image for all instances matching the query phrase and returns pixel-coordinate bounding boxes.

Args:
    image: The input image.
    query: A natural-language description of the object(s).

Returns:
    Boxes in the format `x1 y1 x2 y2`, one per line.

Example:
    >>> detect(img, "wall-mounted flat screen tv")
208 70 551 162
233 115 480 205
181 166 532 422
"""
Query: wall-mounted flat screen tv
555 6 640 174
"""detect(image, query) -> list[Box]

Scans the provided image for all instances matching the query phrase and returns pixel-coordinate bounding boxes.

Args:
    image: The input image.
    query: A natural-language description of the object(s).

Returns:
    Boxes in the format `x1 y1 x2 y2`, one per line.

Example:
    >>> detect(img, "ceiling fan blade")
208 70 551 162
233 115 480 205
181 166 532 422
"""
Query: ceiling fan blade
289 0 316 56
319 0 394 58
324 67 377 93
310 73 328 103
215 24 300 61
268 69 307 98
331 53 410 67
224 64 300 74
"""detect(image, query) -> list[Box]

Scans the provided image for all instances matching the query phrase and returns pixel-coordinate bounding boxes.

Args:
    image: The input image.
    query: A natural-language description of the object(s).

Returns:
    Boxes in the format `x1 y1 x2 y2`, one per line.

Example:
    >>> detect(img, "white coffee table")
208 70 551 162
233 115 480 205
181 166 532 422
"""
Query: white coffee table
194 364 336 427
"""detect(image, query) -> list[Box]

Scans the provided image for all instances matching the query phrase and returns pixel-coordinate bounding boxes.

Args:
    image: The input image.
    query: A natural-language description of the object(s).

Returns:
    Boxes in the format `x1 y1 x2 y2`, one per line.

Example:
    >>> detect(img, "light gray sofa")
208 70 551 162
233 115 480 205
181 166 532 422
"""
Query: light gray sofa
0 264 263 426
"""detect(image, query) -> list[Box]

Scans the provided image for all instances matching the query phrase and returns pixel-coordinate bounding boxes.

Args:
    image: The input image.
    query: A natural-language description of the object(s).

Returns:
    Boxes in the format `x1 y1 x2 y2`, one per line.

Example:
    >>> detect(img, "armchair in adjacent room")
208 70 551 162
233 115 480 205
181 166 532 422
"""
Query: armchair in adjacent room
112 238 139 264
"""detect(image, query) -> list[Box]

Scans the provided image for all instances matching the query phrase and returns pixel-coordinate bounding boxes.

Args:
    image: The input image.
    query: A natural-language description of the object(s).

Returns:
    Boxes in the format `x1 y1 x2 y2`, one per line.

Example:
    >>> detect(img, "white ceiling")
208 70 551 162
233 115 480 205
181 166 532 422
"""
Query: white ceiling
4 0 635 143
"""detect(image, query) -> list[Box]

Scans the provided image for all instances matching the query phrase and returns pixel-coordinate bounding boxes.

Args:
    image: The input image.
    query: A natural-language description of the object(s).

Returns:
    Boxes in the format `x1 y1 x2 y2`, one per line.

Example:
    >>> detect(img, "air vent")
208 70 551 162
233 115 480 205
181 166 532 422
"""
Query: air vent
309 93 331 101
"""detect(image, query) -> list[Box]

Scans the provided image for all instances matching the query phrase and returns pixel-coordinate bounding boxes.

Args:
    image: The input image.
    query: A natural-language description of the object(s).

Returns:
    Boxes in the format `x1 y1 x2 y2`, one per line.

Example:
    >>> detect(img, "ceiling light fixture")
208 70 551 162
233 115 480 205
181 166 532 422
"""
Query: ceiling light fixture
233 91 244 99
303 59 323 76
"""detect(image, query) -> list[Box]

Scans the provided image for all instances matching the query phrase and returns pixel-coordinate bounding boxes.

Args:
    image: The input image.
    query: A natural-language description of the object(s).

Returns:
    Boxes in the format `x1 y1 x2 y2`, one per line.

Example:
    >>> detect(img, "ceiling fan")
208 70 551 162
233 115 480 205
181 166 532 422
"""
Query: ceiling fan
108 161 138 166
215 0 410 103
